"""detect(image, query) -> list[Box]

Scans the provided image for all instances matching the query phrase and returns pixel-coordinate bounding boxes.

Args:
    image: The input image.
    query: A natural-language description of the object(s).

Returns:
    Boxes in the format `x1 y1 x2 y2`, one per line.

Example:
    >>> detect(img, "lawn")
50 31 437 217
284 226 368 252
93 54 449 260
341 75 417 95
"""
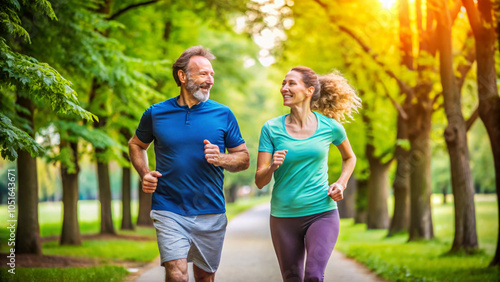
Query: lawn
336 194 499 281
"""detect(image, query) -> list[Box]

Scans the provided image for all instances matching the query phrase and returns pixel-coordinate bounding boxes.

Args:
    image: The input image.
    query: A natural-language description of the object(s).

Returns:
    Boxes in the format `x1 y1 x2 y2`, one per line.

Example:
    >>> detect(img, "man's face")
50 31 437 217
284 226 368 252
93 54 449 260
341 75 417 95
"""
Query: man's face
185 56 214 102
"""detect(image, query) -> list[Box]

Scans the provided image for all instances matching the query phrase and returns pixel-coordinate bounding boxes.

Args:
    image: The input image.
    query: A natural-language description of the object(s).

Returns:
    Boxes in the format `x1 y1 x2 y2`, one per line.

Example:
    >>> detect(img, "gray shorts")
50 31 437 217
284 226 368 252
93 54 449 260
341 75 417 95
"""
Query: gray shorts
150 210 227 273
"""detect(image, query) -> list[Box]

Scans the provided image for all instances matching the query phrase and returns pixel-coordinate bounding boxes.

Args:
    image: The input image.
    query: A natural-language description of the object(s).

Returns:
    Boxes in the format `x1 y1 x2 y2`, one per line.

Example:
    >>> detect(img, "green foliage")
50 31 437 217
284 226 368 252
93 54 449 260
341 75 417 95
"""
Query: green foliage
0 112 43 160
0 40 94 121
0 266 128 282
0 0 98 161
0 0 57 43
42 120 126 172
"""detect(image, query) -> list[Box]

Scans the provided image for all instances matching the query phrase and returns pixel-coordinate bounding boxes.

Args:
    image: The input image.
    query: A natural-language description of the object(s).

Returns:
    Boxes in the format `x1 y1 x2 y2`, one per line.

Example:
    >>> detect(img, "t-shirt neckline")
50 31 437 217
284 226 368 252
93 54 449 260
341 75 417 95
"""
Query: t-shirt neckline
282 111 320 140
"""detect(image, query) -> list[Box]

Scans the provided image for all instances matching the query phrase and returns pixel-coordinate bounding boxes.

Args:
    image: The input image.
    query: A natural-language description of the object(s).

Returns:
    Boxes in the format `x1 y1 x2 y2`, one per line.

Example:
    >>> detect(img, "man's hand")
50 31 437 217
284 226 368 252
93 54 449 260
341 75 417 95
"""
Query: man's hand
204 140 222 166
142 171 162 193
327 182 344 201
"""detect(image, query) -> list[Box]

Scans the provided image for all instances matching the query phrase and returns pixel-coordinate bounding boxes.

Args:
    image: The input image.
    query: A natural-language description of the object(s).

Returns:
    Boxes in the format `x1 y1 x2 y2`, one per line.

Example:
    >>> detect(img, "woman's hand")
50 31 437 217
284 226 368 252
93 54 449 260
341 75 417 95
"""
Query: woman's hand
271 150 288 171
327 182 344 201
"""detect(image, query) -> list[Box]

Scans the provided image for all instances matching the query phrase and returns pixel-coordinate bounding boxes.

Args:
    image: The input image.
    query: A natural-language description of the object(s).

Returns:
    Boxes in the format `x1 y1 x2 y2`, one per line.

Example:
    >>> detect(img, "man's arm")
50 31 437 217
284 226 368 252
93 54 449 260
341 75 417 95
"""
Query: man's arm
128 134 162 193
204 140 250 172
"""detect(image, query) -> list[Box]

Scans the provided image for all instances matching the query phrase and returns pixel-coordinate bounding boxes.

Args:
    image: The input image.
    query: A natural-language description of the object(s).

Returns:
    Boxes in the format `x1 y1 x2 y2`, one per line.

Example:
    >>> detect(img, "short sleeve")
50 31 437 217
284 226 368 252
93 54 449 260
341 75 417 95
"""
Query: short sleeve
258 122 274 153
224 110 245 149
135 106 154 143
331 119 347 145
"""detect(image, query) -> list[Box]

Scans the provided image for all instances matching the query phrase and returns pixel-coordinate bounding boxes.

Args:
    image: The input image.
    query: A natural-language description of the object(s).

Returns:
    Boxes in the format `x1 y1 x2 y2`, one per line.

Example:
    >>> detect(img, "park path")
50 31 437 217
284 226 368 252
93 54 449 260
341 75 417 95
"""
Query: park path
134 203 385 282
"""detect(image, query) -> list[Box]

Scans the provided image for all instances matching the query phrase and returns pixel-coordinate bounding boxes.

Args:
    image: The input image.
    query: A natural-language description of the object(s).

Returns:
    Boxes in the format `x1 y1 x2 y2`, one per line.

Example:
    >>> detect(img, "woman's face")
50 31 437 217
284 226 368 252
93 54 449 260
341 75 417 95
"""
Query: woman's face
280 71 311 107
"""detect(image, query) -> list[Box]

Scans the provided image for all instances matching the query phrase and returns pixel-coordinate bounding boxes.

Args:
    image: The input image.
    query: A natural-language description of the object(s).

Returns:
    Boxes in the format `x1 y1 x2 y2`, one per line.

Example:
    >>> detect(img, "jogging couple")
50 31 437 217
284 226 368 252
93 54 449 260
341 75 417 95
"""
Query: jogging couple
129 46 361 282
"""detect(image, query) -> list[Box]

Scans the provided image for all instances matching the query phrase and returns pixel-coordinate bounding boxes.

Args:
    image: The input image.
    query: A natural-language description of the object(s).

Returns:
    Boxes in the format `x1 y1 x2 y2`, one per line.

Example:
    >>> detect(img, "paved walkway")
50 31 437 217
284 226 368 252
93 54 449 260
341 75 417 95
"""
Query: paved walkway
135 203 385 282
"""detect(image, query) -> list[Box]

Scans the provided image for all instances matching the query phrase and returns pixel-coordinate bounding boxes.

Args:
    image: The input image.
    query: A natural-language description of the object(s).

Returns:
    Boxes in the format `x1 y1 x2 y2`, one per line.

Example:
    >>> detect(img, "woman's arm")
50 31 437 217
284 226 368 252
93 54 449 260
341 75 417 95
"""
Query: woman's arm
328 138 356 201
255 150 287 189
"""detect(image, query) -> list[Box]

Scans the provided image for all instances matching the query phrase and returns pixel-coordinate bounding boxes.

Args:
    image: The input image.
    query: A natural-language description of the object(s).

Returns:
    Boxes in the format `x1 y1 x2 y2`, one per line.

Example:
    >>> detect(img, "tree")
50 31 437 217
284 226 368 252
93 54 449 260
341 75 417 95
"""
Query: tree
435 0 478 253
388 0 412 236
0 1 96 253
310 0 438 240
462 0 500 266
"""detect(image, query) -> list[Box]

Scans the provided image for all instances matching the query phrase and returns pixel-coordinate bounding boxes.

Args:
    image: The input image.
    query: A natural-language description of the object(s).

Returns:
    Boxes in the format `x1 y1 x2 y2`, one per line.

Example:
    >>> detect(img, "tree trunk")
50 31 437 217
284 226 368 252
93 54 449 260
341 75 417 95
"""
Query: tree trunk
388 115 410 236
408 94 434 241
462 0 500 265
96 155 115 235
354 179 368 224
442 187 447 204
121 164 134 230
366 143 391 229
436 3 478 253
137 179 153 226
338 177 356 219
225 184 238 203
60 141 82 245
15 96 42 254
121 126 134 230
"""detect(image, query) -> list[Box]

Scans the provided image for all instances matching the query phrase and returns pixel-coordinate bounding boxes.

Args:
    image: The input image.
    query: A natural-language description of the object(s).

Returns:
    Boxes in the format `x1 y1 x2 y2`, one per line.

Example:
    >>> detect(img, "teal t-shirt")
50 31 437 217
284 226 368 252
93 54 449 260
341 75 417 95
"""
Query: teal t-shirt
258 111 347 217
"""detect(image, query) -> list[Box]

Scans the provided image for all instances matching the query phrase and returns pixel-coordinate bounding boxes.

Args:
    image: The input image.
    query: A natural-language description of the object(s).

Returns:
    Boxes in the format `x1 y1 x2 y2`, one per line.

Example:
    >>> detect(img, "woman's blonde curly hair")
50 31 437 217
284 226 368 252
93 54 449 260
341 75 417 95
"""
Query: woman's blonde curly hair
291 67 362 122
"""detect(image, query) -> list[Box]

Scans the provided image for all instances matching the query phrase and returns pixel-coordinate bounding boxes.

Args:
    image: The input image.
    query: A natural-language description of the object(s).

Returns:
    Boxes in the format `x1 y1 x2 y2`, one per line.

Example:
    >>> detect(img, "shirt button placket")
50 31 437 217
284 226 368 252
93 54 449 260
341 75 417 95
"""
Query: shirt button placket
186 110 191 125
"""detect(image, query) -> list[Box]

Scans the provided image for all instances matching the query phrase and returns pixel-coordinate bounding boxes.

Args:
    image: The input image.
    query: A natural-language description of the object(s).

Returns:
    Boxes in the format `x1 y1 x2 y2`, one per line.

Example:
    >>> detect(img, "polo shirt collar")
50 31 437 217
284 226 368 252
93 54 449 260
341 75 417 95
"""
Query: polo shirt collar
174 96 206 110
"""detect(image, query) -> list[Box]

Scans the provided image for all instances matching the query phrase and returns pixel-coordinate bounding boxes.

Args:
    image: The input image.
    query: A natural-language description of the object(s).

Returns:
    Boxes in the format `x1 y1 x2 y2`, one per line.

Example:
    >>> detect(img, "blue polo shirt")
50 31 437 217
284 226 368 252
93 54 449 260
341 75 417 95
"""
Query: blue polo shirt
136 97 245 215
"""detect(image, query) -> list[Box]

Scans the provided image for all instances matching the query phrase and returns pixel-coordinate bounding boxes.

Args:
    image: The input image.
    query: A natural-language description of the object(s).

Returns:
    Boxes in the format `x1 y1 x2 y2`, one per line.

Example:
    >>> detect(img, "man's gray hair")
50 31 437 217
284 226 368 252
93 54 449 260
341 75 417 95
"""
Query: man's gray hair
172 46 215 86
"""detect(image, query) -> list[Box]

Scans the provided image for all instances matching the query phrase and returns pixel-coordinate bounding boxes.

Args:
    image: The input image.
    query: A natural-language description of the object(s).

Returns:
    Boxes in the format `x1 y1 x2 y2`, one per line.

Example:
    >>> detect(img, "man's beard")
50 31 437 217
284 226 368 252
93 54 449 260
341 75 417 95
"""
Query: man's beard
186 77 210 103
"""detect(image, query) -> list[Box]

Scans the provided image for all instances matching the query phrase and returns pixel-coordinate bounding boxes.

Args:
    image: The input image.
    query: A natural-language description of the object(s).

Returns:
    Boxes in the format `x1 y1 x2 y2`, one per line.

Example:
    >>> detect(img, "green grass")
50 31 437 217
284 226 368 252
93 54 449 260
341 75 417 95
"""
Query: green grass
42 240 159 263
0 266 128 282
336 194 499 281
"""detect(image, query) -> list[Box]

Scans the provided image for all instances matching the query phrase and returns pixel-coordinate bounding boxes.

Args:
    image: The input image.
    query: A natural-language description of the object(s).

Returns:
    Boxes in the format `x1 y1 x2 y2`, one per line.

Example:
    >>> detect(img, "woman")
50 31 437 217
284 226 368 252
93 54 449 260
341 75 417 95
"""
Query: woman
255 66 361 282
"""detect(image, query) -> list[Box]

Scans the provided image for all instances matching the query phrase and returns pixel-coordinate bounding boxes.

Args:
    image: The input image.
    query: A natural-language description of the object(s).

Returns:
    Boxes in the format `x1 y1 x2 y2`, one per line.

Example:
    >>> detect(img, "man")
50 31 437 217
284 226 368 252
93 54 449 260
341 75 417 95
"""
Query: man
129 46 250 282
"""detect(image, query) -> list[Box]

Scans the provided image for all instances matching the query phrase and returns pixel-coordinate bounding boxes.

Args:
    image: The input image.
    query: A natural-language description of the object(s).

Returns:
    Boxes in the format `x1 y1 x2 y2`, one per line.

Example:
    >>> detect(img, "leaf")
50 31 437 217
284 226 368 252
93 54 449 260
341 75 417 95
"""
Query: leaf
10 0 21 10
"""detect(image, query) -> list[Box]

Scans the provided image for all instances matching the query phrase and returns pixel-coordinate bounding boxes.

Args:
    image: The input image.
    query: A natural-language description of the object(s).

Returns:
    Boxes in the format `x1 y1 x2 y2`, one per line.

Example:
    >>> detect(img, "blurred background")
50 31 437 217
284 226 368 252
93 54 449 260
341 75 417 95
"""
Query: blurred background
0 0 499 281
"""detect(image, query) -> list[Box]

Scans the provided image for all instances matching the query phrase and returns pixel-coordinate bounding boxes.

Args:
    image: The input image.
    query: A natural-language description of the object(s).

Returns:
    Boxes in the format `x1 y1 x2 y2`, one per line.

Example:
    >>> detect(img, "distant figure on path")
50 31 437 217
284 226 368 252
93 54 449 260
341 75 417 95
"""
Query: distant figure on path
255 66 361 282
129 46 250 282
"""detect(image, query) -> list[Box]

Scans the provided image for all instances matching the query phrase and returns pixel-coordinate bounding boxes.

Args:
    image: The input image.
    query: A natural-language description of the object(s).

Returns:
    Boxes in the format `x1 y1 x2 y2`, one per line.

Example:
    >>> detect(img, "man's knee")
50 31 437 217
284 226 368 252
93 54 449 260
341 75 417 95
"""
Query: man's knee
193 264 215 282
164 259 188 282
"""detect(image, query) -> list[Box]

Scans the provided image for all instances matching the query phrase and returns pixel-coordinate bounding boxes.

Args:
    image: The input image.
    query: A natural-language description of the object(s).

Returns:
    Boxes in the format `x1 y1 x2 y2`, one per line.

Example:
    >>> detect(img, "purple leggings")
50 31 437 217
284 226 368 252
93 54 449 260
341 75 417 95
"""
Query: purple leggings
270 209 340 282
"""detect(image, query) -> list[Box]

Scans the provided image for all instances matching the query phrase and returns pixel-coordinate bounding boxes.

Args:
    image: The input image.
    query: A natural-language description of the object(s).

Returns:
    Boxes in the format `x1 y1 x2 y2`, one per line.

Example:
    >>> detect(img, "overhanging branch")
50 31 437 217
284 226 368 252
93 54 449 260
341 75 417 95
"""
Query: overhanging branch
466 106 479 131
107 0 160 21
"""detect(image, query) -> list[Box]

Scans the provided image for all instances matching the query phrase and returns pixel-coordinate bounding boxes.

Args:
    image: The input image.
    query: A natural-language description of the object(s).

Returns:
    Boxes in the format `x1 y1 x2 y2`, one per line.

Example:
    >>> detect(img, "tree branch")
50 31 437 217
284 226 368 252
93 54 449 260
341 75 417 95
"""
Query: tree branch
337 25 414 96
432 31 475 108
456 32 476 90
466 106 479 131
377 77 409 120
461 0 481 36
450 0 462 23
107 0 160 21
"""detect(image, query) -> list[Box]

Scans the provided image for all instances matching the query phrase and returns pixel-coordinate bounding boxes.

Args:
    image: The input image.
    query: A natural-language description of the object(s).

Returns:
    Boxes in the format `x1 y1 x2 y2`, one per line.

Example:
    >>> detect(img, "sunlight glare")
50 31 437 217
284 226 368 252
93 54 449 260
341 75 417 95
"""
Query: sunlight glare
379 0 396 9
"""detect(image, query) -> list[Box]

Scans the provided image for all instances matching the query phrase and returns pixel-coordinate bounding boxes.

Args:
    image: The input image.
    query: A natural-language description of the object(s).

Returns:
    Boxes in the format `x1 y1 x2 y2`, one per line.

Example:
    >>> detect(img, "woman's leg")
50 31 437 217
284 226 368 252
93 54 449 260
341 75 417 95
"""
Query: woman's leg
303 210 340 282
270 216 306 282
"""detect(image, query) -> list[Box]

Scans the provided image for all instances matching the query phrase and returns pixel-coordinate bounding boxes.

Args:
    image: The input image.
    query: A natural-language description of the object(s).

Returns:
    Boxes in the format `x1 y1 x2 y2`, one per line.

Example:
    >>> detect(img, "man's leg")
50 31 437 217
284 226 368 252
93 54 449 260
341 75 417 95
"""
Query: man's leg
164 258 188 282
193 264 215 282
